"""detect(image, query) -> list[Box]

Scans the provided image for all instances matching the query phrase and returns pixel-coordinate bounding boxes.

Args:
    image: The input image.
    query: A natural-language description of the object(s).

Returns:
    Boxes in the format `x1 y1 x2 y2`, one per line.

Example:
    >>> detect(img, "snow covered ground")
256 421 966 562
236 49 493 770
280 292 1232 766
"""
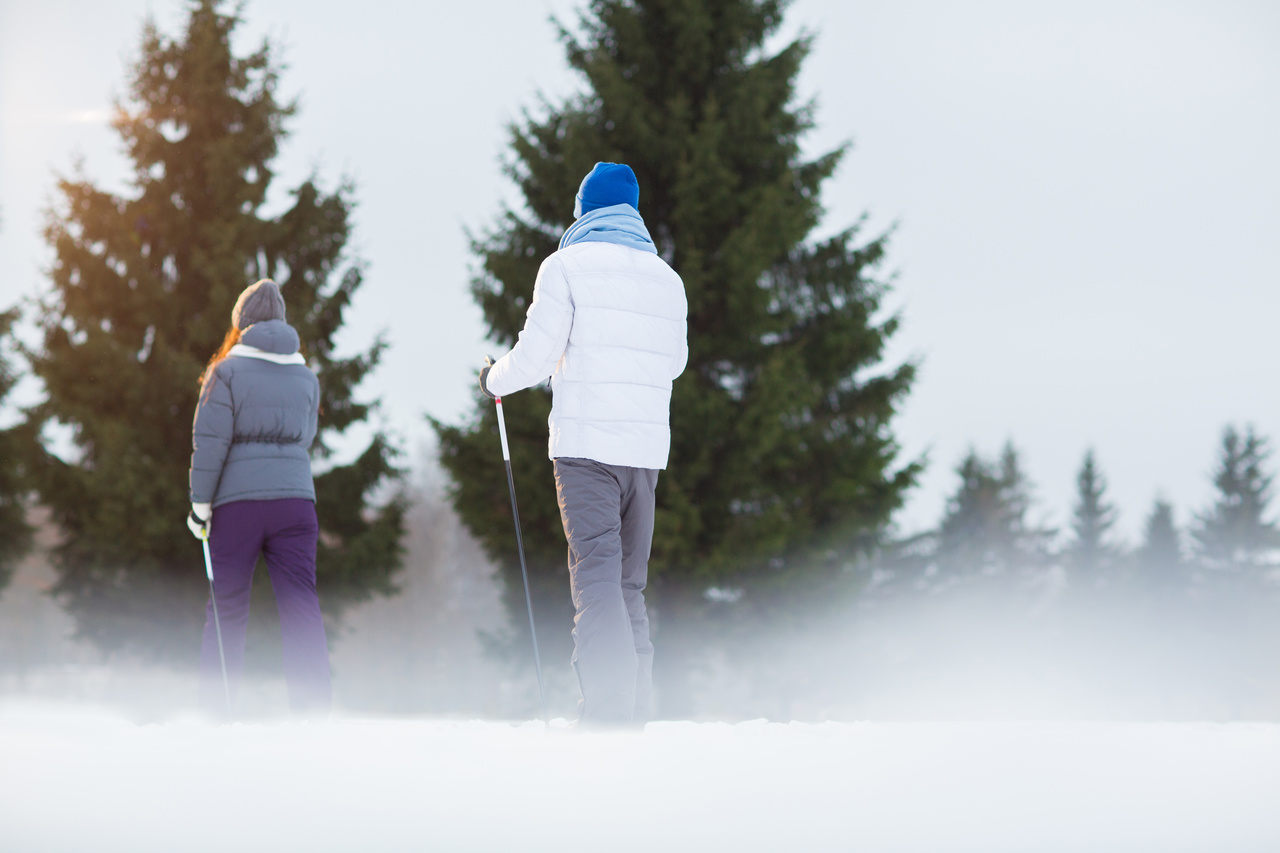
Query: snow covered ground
2 703 1277 852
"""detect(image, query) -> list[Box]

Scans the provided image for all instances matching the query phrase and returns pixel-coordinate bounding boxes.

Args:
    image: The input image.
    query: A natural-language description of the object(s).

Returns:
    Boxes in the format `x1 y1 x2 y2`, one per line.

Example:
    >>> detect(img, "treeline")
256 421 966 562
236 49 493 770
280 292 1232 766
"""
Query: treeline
694 425 1280 720
879 425 1276 594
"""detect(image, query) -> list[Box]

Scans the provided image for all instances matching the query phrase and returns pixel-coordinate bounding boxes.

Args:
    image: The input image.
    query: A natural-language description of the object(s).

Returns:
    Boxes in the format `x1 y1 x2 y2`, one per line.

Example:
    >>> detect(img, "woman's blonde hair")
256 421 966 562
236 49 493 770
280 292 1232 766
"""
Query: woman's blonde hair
199 326 241 387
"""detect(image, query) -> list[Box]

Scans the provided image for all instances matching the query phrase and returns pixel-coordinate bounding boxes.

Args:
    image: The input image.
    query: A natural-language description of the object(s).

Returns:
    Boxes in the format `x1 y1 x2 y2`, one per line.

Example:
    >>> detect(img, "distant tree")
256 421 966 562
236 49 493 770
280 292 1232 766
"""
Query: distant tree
1134 497 1181 583
1192 425 1278 574
935 442 1053 579
0 308 34 590
1063 448 1120 579
23 0 404 652
934 450 1004 576
994 443 1054 568
435 0 919 682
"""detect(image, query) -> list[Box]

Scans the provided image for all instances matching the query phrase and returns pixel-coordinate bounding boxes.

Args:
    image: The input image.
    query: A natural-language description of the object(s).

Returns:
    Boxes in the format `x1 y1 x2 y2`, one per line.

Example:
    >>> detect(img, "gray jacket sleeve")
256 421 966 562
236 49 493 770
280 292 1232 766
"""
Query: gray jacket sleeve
189 365 234 503
304 373 320 448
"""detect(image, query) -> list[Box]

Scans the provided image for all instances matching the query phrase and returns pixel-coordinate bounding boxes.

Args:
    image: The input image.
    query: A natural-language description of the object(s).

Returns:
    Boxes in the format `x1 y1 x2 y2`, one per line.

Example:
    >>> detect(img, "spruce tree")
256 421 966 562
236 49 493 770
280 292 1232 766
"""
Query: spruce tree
997 443 1056 573
436 0 918 671
935 450 1004 577
1135 497 1181 583
1064 448 1119 579
1192 425 1278 574
0 309 34 590
935 442 1053 579
24 0 404 653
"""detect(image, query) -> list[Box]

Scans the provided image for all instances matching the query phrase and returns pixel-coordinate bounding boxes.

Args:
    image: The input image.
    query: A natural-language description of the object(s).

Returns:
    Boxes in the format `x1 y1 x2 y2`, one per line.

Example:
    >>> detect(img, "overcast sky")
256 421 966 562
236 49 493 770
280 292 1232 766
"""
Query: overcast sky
2 0 1277 542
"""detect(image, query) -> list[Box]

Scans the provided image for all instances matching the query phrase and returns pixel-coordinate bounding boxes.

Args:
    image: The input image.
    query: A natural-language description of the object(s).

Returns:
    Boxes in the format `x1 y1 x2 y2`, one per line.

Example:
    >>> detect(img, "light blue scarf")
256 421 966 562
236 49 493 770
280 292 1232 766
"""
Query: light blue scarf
559 204 658 254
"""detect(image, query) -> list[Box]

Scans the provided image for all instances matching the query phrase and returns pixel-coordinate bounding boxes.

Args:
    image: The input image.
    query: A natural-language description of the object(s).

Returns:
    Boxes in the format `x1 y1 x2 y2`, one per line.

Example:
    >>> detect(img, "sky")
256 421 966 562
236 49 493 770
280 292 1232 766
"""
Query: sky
2 0 1277 542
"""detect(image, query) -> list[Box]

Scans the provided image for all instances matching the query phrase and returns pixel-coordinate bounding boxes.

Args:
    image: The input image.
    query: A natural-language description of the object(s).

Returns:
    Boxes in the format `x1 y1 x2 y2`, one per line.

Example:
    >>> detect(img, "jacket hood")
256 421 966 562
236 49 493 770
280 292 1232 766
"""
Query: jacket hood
239 319 300 355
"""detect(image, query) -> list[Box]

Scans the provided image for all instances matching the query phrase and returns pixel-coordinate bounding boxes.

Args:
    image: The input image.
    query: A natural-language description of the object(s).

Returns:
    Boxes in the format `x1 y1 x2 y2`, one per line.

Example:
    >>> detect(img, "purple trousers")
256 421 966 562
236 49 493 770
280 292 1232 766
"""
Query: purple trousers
200 498 331 713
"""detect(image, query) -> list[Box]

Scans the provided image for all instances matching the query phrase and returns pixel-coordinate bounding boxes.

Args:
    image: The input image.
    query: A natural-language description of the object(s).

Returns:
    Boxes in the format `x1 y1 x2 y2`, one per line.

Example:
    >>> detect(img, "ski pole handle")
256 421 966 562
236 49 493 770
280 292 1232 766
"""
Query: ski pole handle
495 397 511 462
201 537 214 581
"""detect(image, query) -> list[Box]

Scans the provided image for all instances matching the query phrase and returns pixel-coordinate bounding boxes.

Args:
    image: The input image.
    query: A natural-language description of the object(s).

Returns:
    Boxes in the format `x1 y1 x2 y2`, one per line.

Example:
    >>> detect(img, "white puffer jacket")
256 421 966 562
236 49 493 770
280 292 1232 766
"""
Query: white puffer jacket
486 241 688 470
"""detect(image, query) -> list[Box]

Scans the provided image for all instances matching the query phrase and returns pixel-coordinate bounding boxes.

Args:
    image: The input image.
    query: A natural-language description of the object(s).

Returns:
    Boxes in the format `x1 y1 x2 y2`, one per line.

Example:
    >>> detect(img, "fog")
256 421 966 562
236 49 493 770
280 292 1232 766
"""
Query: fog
3 450 1276 724
4 461 1279 849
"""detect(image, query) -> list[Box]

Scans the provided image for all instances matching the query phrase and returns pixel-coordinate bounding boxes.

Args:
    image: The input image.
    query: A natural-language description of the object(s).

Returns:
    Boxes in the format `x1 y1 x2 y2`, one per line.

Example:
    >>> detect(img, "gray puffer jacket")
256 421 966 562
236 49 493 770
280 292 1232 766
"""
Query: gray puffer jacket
189 320 320 508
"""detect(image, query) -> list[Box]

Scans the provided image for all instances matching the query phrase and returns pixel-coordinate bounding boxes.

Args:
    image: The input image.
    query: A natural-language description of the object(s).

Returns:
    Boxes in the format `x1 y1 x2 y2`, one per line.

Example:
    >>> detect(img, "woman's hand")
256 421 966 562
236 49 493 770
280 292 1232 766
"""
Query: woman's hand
187 503 212 540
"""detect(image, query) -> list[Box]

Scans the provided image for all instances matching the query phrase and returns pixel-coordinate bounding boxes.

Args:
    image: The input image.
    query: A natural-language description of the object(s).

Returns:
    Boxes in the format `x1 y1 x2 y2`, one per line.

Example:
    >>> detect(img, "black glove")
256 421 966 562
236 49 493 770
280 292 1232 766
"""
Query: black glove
478 355 497 400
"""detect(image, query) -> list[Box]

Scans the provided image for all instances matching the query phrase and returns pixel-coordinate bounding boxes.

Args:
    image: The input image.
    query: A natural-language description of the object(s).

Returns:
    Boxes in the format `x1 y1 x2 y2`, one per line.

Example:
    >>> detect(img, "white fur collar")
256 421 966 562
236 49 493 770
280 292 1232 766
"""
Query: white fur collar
228 343 306 365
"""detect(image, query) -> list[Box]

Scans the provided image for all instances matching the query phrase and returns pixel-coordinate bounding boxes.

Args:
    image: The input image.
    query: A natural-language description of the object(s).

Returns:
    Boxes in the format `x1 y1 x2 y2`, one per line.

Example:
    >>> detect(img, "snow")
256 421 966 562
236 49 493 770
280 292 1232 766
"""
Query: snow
2 703 1277 851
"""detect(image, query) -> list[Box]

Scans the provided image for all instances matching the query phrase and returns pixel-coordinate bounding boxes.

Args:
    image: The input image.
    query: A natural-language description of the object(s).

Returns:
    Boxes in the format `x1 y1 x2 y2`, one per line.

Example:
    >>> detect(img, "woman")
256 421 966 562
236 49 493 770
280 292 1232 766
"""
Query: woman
187 279 330 713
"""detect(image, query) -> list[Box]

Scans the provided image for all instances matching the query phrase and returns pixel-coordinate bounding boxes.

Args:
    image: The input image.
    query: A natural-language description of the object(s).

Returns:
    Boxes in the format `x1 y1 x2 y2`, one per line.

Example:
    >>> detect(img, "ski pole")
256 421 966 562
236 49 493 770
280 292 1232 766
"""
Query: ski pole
200 530 232 713
494 394 547 719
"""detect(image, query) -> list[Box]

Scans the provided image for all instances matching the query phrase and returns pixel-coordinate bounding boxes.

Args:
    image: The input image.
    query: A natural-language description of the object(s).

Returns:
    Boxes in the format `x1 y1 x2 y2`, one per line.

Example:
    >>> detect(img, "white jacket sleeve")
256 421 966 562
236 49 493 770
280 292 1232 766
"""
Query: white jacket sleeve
672 323 689 380
486 256 574 397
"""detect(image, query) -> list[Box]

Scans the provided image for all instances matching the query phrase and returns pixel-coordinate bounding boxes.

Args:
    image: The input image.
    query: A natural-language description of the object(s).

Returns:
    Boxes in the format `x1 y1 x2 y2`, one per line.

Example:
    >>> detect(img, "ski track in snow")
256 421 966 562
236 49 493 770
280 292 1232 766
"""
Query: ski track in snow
2 703 1278 852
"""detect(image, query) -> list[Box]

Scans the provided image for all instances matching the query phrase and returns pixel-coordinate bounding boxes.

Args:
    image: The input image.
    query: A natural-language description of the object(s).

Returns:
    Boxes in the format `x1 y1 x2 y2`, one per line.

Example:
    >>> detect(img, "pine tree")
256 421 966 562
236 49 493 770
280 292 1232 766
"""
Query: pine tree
0 308 34 590
935 442 1053 579
1192 425 1278 574
1064 448 1119 579
23 0 404 653
935 450 1003 576
435 0 918 673
1135 497 1181 583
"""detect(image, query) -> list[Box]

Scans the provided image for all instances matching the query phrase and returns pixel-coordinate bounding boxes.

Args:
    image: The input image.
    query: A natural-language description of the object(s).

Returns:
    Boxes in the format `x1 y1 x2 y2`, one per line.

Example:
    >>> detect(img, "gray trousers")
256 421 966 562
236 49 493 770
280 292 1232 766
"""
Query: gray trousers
553 457 658 724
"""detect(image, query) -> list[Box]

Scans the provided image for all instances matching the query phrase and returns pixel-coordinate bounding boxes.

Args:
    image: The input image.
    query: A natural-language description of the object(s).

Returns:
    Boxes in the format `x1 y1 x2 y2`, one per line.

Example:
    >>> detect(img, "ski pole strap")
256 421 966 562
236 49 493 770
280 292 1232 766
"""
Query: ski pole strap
495 398 511 462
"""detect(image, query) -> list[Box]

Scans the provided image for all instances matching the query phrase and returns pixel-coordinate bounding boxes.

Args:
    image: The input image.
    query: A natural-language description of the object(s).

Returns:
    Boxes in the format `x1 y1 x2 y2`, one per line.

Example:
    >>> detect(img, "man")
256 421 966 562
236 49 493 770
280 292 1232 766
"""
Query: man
480 162 688 725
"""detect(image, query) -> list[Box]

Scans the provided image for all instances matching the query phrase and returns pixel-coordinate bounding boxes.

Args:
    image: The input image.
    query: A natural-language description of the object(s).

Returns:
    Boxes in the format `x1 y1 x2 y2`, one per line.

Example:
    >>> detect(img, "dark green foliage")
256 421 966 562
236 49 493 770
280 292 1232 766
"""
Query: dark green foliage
0 309 34 589
24 0 403 653
1064 448 1120 578
1192 425 1278 574
436 0 918 663
1134 497 1181 583
935 443 1054 578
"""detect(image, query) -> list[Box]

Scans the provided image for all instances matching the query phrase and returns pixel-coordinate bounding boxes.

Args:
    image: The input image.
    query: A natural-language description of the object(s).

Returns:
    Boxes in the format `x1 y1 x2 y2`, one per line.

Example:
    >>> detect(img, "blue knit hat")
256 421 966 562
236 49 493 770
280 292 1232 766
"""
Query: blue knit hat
574 162 640 219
